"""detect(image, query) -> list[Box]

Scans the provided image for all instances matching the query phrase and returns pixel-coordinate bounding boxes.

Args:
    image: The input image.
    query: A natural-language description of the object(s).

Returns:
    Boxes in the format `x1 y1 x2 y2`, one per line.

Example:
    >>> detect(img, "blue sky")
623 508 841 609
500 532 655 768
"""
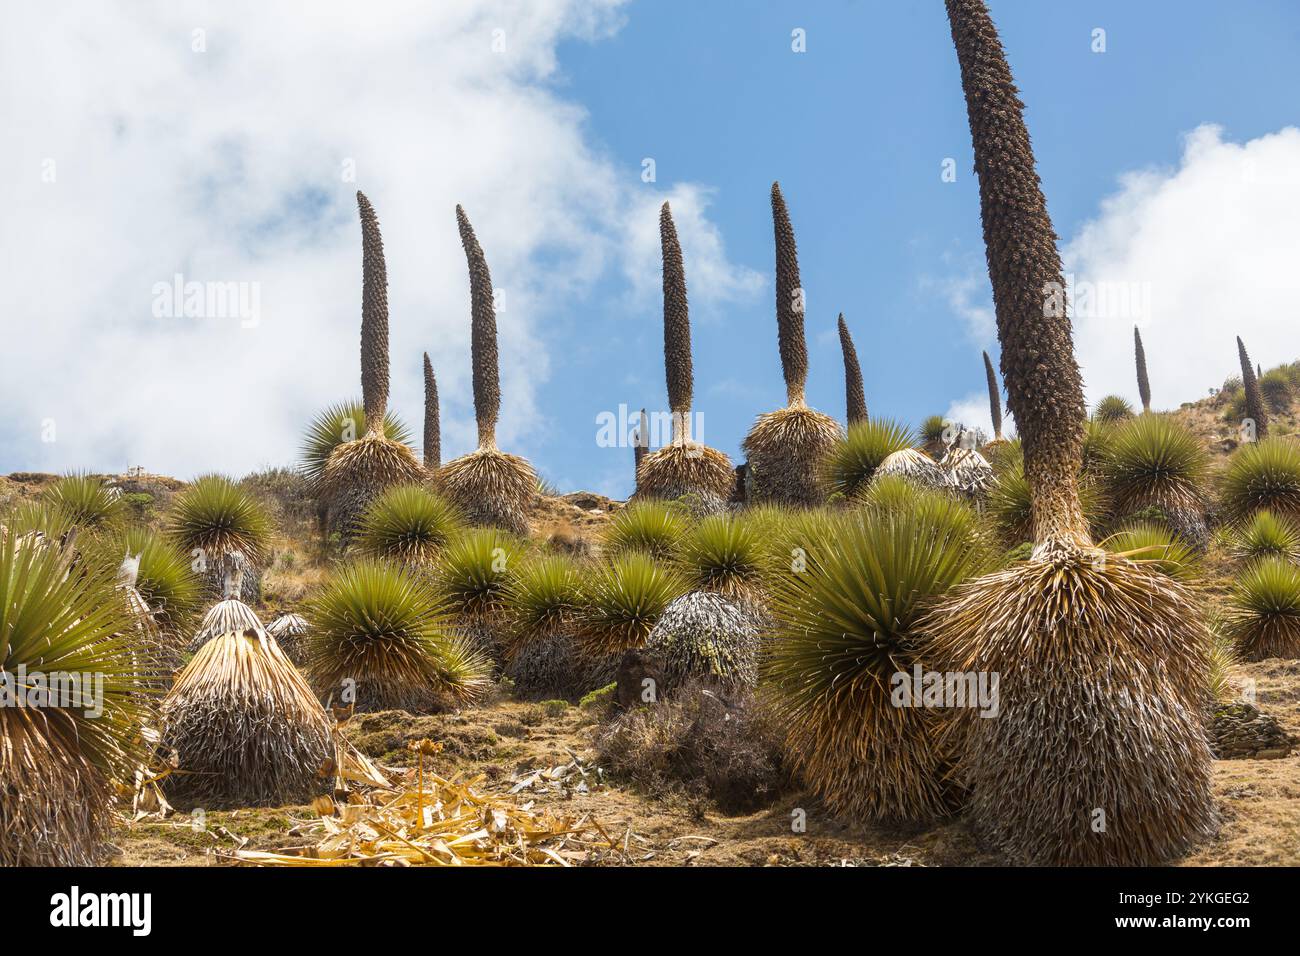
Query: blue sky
4 0 1299 497
539 0 1300 495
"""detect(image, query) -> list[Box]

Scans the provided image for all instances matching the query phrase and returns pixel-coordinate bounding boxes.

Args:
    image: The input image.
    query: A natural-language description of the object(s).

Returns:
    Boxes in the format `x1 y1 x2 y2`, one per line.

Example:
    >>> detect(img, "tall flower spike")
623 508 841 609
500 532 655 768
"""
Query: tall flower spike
771 182 809 407
1238 336 1269 440
357 191 389 438
1134 326 1151 413
982 350 1003 440
837 314 867 426
947 1 1088 547
423 352 440 470
456 205 501 449
660 203 693 443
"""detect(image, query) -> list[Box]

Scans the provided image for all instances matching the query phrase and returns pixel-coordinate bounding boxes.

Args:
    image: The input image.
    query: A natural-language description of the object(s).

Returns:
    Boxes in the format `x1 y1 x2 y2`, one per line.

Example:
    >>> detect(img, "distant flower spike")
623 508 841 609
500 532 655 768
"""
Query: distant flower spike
982 350 1003 440
423 352 440 470
1238 336 1268 439
660 203 693 441
838 314 867 426
1134 326 1151 413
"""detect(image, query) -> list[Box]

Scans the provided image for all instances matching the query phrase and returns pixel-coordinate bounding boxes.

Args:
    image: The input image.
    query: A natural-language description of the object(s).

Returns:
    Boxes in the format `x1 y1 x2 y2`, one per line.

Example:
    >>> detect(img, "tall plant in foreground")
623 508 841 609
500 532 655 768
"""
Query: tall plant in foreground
763 499 993 821
437 206 537 534
923 0 1214 866
1134 326 1152 413
0 543 153 865
837 313 867 426
635 203 734 510
741 183 843 507
320 192 426 533
1237 336 1268 440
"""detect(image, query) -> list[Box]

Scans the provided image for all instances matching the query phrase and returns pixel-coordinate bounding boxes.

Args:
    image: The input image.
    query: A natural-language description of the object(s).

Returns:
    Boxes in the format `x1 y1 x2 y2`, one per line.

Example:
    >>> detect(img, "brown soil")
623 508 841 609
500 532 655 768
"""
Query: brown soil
109 655 1300 868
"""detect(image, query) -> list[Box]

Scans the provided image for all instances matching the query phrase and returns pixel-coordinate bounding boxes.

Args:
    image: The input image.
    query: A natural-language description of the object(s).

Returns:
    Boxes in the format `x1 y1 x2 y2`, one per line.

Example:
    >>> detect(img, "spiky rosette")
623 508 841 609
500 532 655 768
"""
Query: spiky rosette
437 446 536 536
822 418 916 499
576 552 686 664
301 401 414 488
1237 336 1268 439
160 629 334 808
742 405 842 507
923 552 1217 865
355 483 464 568
646 591 758 695
39 473 125 535
982 350 1003 440
837 314 867 426
0 543 156 866
874 447 947 491
321 433 427 536
763 501 993 822
1134 326 1152 413
635 441 734 513
1102 414 1209 542
676 513 770 606
306 558 491 713
1224 556 1300 661
1231 510 1300 563
423 352 441 470
501 555 588 700
1093 394 1135 424
1220 438 1300 523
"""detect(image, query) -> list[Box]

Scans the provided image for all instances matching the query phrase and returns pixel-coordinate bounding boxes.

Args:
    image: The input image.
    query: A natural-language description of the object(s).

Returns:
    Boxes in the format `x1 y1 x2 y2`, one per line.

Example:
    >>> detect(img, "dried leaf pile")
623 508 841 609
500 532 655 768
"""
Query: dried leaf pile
228 763 619 867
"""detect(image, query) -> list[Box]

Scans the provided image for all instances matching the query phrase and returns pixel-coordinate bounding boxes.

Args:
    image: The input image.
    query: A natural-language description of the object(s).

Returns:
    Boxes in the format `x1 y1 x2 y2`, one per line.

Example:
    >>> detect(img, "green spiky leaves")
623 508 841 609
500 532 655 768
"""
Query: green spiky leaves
167 474 272 567
305 557 489 712
763 500 993 821
822 418 916 499
1224 555 1300 661
1 542 156 865
602 500 689 561
355 484 464 567
301 401 414 487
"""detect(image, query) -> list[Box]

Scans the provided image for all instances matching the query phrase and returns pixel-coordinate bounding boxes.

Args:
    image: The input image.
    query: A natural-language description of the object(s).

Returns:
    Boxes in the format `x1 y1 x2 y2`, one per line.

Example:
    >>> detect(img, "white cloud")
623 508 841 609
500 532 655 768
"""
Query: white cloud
1066 124 1300 409
0 0 757 479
